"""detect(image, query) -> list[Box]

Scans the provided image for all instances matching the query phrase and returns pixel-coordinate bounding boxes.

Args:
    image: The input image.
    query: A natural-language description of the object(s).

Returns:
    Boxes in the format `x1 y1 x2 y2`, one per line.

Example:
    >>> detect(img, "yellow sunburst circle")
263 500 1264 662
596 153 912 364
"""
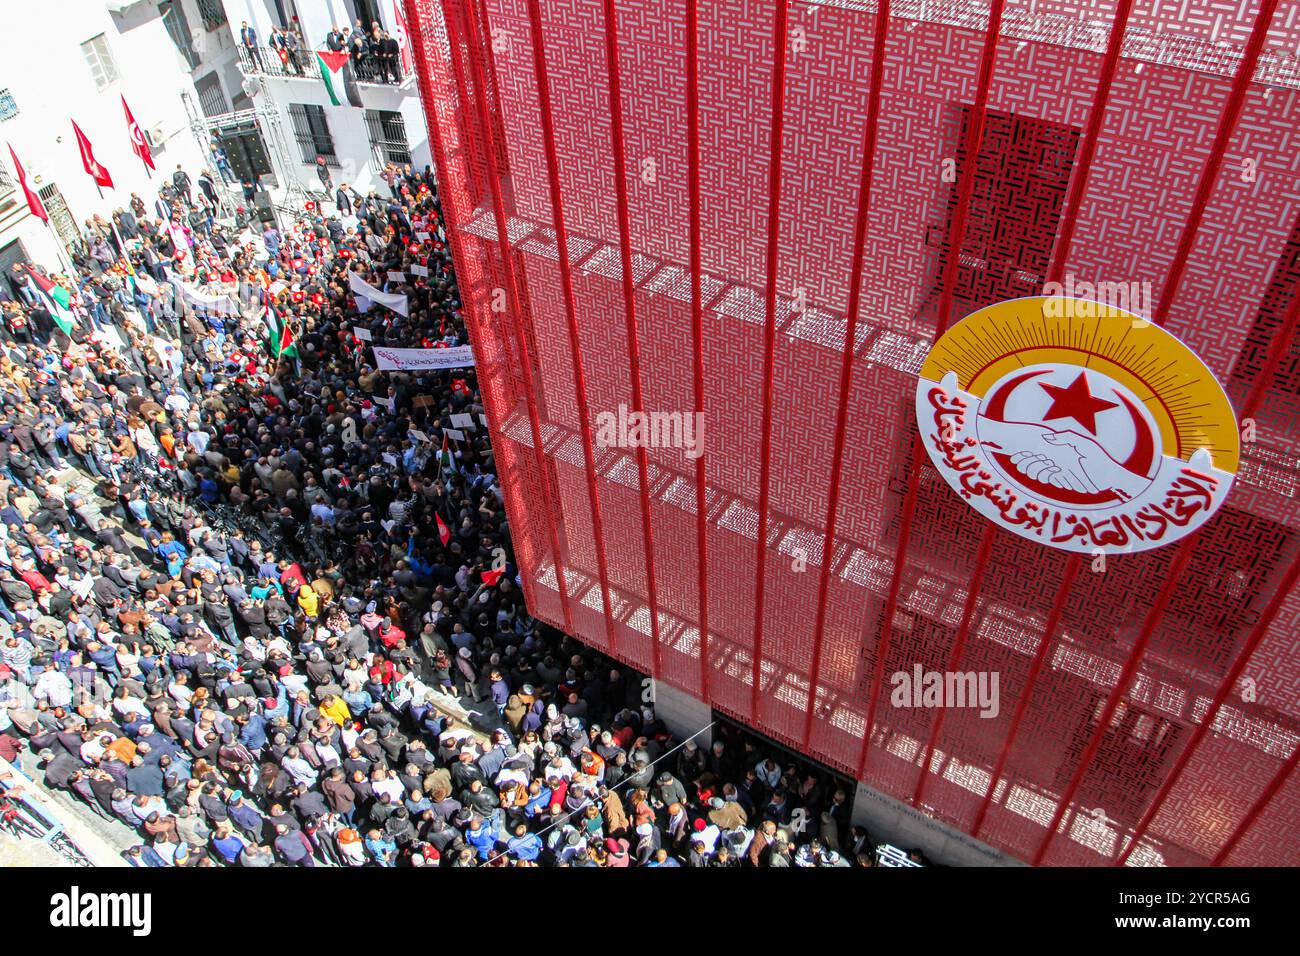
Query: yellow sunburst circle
917 296 1240 474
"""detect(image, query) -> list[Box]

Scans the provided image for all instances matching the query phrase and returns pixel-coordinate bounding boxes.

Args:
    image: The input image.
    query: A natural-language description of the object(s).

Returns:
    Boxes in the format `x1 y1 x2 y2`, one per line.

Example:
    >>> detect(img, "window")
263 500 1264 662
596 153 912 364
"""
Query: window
81 33 120 90
351 0 384 31
195 72 230 119
160 1 200 70
195 0 228 30
0 89 18 122
364 109 412 166
37 184 84 260
287 103 338 166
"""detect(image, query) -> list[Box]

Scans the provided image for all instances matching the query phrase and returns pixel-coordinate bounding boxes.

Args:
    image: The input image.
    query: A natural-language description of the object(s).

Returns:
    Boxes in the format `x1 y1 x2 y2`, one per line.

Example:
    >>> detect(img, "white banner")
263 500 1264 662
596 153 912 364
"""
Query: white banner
352 325 372 341
410 264 429 277
372 345 476 372
386 270 406 283
349 272 409 317
172 277 240 316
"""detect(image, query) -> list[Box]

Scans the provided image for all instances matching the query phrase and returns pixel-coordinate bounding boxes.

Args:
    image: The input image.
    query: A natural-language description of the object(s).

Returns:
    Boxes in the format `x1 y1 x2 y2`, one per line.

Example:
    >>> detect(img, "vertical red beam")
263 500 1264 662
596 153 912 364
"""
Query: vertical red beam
451 0 575 632
971 554 1082 837
1032 542 1193 865
1047 0 1134 286
1210 741 1300 866
1031 0 1279 866
959 0 1133 830
911 524 995 807
442 2 479 175
476 0 510 166
524 0 619 652
1116 545 1300 864
749 0 790 720
803 0 892 750
600 0 663 679
856 0 1008 780
1154 0 1278 325
685 0 711 699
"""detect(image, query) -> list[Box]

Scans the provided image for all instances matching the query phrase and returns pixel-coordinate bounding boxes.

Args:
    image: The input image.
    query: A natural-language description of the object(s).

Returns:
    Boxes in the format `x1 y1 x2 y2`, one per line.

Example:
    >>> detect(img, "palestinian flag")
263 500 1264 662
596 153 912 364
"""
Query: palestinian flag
273 322 298 360
263 300 281 340
438 434 454 474
24 266 76 336
265 305 298 362
316 51 363 107
436 513 451 547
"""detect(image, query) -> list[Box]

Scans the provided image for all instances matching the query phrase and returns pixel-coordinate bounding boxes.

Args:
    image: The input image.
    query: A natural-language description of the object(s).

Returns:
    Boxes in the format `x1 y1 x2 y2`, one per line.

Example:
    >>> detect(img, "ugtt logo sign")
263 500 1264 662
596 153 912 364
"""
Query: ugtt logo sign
915 296 1239 554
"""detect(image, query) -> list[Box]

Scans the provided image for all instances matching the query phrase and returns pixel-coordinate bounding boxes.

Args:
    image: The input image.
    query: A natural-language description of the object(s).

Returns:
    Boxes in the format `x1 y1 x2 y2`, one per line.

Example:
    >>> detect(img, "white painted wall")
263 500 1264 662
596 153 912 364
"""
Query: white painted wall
180 0 244 112
249 74 431 200
852 779 1026 867
0 0 207 266
653 682 714 749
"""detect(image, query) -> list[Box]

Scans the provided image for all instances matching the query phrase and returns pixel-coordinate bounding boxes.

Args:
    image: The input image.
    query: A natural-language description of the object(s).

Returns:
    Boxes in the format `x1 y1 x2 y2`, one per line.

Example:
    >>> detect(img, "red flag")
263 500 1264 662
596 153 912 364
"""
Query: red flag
392 0 413 75
121 96 155 172
481 567 505 587
436 514 451 547
6 145 47 222
71 120 114 188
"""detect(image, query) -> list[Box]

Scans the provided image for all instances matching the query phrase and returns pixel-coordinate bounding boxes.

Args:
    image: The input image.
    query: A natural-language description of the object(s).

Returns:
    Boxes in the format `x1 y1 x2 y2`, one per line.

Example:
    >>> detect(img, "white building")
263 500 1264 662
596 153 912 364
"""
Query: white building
0 0 211 285
210 0 432 203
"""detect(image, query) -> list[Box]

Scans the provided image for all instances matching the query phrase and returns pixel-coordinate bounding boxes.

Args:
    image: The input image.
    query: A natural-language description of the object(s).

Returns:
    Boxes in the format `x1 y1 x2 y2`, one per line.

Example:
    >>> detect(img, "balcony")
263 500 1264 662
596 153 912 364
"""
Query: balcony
237 46 408 87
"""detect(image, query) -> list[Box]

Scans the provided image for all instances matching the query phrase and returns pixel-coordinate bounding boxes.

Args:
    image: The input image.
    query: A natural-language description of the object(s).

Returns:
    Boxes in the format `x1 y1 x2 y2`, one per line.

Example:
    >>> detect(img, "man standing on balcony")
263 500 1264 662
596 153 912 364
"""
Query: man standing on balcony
240 21 264 71
381 31 401 84
325 25 345 52
283 28 303 75
348 27 368 78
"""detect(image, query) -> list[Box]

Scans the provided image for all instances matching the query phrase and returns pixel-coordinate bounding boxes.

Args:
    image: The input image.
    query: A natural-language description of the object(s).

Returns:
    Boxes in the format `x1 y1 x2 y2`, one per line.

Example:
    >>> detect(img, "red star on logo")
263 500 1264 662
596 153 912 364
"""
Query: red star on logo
1039 371 1117 435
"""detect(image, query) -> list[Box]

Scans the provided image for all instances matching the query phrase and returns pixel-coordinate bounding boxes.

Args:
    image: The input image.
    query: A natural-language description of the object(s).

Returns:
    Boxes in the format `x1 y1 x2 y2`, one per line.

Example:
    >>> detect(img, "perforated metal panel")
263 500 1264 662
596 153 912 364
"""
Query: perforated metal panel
404 0 1300 866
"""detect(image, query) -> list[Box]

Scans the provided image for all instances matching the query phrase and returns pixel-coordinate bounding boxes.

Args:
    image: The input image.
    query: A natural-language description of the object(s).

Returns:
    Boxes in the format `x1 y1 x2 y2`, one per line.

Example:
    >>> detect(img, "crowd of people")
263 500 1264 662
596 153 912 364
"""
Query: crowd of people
239 17 405 85
0 156 887 868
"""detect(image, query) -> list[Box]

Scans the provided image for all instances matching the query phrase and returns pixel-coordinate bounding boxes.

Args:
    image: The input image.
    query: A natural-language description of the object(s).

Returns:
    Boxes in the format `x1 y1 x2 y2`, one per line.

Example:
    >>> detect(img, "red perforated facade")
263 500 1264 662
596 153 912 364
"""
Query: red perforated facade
404 0 1300 865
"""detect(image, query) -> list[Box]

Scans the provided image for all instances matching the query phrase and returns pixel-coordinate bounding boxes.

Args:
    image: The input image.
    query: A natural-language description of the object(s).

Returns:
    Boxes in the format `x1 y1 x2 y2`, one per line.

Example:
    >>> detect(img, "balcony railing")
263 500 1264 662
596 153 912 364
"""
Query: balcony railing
238 45 406 86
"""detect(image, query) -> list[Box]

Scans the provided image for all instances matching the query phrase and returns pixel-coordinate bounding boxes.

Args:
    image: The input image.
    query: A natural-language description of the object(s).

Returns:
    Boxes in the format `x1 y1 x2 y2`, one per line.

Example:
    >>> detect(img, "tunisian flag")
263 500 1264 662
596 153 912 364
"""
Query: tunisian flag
392 0 413 75
121 96 154 173
71 120 114 188
436 513 451 547
6 145 47 222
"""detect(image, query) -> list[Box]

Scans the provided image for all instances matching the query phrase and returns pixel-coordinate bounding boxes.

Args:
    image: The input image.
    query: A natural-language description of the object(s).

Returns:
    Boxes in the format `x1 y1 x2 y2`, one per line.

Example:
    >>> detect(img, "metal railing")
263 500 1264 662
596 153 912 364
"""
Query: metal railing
238 45 407 86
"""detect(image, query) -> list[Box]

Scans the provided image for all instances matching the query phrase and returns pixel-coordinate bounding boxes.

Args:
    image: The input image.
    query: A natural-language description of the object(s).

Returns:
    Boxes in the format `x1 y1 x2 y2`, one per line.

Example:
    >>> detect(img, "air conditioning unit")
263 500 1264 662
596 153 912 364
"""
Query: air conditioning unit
147 124 167 148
